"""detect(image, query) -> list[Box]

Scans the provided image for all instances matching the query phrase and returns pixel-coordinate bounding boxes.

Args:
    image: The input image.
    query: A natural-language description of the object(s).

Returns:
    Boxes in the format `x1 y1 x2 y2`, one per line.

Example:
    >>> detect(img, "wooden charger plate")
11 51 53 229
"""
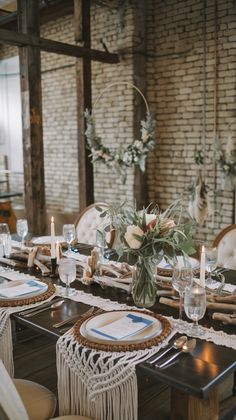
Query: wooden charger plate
73 309 172 352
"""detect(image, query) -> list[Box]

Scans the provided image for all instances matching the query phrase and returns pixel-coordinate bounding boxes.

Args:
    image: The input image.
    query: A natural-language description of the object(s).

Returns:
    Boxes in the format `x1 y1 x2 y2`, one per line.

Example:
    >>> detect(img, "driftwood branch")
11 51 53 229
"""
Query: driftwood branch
34 259 50 276
212 312 236 325
159 297 180 308
156 290 176 297
159 297 236 312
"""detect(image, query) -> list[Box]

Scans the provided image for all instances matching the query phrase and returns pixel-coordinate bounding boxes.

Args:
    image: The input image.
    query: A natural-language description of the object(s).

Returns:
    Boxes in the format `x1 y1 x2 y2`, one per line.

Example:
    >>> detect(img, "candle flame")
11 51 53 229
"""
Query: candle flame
51 216 54 223
202 245 205 252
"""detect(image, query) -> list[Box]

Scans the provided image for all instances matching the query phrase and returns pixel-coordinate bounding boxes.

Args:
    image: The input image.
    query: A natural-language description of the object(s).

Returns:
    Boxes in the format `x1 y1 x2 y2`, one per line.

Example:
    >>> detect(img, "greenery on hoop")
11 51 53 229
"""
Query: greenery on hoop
84 109 155 183
216 135 236 188
188 151 210 226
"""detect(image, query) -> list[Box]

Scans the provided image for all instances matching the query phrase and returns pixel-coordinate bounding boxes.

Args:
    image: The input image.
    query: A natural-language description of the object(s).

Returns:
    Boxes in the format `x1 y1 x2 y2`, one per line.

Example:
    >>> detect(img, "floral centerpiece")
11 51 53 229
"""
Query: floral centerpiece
98 200 195 308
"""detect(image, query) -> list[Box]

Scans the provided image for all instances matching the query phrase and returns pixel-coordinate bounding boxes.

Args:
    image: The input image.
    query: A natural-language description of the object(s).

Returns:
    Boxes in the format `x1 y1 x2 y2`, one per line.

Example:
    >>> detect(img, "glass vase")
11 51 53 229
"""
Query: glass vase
132 256 157 308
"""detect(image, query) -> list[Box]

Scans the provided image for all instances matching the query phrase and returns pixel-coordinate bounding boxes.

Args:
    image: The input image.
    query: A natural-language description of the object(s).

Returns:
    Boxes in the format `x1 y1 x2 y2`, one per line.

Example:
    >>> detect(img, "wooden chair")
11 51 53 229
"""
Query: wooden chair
0 155 23 232
75 202 109 246
0 360 93 420
213 224 236 269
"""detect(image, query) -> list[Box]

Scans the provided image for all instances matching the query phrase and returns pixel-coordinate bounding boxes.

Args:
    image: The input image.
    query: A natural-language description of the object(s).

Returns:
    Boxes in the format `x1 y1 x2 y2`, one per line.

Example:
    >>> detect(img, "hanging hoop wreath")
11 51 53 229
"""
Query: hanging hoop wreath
85 82 155 183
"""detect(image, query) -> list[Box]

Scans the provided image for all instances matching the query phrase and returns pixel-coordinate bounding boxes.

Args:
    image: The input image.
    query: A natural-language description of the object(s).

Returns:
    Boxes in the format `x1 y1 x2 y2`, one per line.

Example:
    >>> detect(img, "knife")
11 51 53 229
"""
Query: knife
53 314 82 328
53 306 95 328
18 297 63 316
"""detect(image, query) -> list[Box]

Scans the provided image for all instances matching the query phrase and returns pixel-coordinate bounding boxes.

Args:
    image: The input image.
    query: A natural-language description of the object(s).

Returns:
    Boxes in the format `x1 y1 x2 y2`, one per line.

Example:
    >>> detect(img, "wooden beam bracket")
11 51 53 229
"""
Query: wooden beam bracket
0 27 119 64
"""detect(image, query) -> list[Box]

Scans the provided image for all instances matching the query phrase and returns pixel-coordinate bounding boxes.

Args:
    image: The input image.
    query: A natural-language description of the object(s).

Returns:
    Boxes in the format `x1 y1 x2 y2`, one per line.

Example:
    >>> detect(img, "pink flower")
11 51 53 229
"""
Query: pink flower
146 219 157 231
160 219 176 236
145 214 158 231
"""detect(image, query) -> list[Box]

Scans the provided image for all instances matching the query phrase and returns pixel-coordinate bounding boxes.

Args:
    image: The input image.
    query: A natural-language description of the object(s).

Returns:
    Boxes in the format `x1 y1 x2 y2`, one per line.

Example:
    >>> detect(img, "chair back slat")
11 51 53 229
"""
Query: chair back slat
0 360 29 420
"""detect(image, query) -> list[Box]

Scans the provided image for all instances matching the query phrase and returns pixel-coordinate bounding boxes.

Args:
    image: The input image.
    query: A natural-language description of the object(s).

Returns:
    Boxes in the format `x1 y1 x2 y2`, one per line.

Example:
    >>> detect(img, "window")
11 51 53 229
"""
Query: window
0 56 23 173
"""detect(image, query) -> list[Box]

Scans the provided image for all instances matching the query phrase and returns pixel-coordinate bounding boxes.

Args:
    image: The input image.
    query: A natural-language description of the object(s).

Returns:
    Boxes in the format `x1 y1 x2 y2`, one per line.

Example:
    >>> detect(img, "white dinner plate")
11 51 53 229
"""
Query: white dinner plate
80 310 162 345
0 279 48 301
31 235 65 245
157 256 199 271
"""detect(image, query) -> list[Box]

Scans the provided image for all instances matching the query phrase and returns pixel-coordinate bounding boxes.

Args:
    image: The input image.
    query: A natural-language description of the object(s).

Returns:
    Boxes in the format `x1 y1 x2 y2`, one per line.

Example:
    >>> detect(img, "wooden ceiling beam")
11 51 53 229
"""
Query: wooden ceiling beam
0 27 119 63
0 0 74 29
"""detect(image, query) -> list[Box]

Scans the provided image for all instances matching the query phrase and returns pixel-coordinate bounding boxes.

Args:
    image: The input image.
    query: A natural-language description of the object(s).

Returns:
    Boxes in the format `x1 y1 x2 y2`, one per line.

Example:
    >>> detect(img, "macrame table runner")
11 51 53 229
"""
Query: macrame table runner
0 265 235 417
56 289 236 420
0 269 56 376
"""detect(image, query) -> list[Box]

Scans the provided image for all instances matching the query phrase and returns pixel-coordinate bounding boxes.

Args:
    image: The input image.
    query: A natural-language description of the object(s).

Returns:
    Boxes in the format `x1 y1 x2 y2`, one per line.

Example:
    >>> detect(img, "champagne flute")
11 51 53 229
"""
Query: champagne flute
184 283 206 336
58 258 76 297
172 264 193 320
63 224 76 254
16 219 28 248
205 246 218 286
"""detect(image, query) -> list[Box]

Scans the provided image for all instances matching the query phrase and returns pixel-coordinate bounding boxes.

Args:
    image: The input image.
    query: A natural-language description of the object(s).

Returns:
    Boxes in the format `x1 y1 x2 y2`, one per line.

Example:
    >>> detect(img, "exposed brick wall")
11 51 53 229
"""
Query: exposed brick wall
1 1 236 241
146 0 236 242
91 2 136 204
41 16 78 213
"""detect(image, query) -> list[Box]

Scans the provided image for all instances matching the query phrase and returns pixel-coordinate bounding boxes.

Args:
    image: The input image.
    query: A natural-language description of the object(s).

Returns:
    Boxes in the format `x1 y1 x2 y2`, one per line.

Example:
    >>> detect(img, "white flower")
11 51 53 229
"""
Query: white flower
123 152 133 165
141 129 150 143
134 140 143 150
124 225 144 249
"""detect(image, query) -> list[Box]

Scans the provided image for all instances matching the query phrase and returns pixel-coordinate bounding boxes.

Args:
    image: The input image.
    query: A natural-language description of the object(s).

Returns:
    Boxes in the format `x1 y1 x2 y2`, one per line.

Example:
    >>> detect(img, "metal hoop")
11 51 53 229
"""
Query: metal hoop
93 81 150 114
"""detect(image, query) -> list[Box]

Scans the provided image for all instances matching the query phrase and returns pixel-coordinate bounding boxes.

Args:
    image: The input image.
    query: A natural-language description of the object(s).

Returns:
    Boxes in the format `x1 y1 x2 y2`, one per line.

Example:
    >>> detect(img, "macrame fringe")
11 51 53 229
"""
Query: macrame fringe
57 331 152 420
0 292 55 376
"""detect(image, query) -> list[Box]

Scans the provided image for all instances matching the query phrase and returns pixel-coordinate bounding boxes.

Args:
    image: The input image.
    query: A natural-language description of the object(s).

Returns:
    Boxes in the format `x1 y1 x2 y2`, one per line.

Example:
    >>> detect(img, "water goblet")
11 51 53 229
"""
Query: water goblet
184 283 207 336
58 258 76 297
172 264 193 320
16 219 28 248
63 224 76 254
0 223 11 257
205 245 218 286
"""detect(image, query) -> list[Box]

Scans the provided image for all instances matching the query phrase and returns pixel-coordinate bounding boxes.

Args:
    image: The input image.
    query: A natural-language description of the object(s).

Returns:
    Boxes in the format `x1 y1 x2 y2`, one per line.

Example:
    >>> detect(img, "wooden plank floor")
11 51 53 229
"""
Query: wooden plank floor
13 323 236 420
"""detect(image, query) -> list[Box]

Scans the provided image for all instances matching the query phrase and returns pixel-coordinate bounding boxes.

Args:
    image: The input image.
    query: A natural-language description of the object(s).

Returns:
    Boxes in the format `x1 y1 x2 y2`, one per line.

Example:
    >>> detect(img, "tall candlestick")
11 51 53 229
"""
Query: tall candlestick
56 241 60 265
200 245 205 288
51 217 56 259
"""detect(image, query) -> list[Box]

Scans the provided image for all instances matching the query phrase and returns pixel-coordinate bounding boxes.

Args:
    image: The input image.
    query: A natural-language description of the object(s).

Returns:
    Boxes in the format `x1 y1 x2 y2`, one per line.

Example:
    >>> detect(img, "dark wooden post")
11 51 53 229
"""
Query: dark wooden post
17 0 47 235
74 0 94 211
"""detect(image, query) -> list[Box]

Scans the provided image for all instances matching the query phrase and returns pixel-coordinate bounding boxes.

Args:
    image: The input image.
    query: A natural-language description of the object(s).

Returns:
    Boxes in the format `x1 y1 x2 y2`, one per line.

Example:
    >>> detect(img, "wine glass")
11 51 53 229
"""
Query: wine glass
16 219 28 248
172 264 193 320
96 228 107 263
58 258 76 297
184 283 207 336
205 246 218 286
0 223 11 257
63 224 76 254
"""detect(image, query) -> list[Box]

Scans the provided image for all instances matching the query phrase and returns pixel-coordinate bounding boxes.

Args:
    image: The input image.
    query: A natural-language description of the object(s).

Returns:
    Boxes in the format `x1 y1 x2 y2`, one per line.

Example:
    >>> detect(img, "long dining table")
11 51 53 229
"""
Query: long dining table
1 250 236 420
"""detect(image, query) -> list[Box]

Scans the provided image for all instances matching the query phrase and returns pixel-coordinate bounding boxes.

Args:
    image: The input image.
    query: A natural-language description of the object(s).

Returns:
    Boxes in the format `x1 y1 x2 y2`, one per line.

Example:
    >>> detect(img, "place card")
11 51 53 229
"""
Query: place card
90 313 154 340
0 280 47 298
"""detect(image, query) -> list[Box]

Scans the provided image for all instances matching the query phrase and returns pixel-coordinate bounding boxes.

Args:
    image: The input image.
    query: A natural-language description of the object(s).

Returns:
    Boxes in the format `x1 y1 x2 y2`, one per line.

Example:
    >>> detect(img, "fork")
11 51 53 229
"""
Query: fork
59 308 104 333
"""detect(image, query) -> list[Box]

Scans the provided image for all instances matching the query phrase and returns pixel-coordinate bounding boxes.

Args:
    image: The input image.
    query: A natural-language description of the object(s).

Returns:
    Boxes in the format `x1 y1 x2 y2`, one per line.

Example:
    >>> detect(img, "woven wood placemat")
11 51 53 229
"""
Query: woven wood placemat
73 310 172 352
0 280 55 307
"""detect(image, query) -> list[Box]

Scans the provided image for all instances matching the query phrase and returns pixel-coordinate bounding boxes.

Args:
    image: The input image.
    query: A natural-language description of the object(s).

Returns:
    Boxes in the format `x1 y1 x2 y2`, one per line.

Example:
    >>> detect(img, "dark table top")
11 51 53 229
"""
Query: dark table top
5 262 236 400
